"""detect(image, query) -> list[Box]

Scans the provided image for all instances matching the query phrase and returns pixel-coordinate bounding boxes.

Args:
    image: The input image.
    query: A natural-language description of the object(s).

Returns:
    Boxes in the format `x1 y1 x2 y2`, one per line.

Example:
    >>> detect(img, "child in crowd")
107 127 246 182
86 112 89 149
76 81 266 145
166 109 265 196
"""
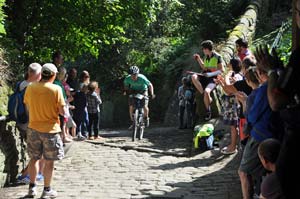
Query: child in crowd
216 58 243 155
86 81 102 140
178 77 195 129
55 67 73 143
178 77 187 129
73 84 89 140
258 139 283 199
62 74 77 138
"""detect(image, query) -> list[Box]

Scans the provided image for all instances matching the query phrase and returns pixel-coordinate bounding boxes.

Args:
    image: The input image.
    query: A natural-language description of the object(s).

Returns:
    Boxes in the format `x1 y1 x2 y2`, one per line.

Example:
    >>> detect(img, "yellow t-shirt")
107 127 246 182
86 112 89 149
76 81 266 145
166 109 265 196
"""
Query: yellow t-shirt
24 82 66 133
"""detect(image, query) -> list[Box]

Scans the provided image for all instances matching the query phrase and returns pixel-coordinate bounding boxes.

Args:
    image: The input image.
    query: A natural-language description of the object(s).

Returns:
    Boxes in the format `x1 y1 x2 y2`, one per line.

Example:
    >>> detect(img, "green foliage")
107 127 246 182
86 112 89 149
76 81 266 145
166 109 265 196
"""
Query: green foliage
0 0 5 34
276 28 292 65
252 19 292 66
2 0 241 123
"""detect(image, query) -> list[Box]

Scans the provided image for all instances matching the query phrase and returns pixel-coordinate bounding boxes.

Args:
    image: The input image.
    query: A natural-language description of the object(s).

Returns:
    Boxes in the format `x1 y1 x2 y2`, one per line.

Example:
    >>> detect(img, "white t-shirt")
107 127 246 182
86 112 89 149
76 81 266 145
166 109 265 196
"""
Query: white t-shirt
19 80 30 91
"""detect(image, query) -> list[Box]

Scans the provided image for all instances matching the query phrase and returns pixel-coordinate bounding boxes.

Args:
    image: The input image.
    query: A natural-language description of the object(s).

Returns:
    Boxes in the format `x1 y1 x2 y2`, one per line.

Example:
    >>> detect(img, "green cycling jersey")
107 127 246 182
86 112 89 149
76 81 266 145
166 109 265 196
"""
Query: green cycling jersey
124 74 151 92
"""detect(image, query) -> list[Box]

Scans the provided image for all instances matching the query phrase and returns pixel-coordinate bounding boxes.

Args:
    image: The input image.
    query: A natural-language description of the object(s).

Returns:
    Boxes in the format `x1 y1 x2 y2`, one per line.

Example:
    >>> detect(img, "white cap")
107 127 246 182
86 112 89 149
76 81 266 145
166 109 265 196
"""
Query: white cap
42 63 58 76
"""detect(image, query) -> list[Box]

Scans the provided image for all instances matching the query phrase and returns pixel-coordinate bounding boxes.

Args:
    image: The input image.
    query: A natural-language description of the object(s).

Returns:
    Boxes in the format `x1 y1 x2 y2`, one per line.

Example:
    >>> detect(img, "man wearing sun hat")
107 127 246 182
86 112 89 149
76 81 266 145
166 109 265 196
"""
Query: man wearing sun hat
24 63 65 198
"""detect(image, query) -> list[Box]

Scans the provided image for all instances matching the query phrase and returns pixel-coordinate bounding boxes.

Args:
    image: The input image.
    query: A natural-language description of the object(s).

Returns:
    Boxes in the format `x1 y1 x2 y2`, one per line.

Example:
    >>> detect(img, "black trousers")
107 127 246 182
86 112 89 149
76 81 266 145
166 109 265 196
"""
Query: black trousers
276 128 300 199
88 112 99 137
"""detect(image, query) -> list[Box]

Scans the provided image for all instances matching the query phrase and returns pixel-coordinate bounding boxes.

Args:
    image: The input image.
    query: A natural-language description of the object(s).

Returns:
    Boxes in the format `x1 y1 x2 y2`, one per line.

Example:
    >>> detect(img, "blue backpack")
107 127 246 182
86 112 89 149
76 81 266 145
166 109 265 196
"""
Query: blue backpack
7 82 28 124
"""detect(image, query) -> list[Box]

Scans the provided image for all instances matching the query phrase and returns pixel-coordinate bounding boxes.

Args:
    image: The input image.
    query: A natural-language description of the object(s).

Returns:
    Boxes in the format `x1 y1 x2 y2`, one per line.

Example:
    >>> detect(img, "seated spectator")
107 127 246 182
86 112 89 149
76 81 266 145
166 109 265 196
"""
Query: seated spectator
191 40 224 121
258 139 283 199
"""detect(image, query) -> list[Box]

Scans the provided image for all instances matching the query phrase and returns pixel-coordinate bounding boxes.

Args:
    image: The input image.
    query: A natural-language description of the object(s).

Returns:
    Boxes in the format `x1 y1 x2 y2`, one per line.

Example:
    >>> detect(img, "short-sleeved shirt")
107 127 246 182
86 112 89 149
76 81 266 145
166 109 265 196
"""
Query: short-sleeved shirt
261 173 283 199
203 51 223 72
24 82 66 133
124 74 151 91
54 79 67 99
233 79 252 96
238 49 252 61
248 83 273 142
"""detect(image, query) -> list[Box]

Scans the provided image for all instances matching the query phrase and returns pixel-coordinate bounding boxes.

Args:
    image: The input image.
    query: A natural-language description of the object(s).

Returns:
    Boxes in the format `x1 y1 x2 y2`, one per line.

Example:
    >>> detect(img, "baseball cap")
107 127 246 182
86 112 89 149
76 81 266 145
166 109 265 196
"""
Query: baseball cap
42 63 58 76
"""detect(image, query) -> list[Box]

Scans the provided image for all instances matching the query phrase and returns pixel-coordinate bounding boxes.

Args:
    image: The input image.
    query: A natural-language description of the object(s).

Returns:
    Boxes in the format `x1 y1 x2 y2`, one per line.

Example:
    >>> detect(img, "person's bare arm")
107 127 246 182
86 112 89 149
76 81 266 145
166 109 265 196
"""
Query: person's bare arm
148 83 155 99
235 92 247 113
216 75 238 95
217 62 224 73
59 106 65 116
193 54 206 71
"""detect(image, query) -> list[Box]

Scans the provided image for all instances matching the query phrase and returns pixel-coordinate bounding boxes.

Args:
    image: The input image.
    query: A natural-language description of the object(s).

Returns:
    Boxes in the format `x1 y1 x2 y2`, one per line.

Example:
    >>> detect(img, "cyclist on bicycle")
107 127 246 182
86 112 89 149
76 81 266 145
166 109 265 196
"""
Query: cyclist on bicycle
124 66 155 128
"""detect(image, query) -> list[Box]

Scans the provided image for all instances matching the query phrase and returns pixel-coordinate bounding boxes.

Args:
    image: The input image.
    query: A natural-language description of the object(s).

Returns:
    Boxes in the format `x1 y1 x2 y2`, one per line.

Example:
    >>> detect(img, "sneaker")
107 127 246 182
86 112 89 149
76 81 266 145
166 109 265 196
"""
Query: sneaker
77 135 86 141
204 112 211 121
36 173 44 181
41 189 58 198
17 174 30 184
27 186 37 197
145 117 150 127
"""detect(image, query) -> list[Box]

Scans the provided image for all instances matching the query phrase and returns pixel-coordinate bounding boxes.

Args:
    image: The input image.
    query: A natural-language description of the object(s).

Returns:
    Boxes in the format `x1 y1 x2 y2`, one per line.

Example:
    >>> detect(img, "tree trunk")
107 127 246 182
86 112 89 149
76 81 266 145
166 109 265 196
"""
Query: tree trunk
292 0 300 50
218 0 263 64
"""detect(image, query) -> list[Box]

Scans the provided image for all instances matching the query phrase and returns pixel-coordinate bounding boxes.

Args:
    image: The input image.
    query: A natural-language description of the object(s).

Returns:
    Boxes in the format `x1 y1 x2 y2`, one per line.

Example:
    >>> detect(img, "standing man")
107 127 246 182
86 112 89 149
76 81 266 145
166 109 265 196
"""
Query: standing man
191 40 224 120
24 63 65 198
235 38 252 61
16 63 44 184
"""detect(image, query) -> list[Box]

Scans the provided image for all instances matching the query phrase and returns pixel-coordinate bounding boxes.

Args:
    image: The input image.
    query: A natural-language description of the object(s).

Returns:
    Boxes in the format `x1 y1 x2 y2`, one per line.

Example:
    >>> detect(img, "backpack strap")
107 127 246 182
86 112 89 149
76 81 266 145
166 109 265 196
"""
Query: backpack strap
15 81 22 92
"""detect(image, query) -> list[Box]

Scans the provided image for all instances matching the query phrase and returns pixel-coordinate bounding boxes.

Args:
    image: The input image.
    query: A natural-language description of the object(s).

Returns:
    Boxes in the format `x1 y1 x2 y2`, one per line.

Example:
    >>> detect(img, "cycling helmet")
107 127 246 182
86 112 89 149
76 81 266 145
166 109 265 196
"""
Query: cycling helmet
128 66 140 75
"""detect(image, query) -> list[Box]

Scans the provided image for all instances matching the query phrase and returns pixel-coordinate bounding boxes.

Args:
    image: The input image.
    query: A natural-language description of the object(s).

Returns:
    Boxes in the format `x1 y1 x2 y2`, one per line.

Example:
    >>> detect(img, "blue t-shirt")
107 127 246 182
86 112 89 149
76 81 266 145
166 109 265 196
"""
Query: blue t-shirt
248 83 273 142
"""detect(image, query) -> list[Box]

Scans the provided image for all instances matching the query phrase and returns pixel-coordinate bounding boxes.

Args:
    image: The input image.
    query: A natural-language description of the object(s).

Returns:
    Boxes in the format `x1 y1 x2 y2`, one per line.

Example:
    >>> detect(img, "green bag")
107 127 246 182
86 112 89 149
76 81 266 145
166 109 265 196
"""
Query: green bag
193 124 214 149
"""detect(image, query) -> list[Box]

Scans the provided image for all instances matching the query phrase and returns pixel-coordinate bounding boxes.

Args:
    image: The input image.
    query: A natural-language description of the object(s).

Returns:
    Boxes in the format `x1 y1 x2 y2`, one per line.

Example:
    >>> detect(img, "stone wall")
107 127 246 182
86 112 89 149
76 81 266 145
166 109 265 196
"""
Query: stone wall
0 84 27 188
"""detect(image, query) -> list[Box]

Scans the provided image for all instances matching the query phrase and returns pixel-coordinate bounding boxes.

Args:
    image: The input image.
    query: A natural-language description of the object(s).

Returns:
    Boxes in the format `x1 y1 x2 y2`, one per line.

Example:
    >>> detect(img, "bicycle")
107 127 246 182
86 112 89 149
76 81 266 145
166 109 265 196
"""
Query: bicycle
129 93 148 141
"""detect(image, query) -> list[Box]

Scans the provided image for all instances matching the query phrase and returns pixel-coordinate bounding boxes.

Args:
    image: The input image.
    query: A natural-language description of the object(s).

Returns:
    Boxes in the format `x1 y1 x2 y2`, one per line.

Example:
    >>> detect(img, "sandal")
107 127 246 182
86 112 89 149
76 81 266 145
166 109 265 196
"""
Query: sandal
221 146 237 155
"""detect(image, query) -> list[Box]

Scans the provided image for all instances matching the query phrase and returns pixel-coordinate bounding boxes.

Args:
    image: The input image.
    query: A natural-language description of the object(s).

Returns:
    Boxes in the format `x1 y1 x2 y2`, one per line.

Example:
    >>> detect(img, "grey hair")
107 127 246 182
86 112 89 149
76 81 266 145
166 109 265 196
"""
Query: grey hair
28 63 42 74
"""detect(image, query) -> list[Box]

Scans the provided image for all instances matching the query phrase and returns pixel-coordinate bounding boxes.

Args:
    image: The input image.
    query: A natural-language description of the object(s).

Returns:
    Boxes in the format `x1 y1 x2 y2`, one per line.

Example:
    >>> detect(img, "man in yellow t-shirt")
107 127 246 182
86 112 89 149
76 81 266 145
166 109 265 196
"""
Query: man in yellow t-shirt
24 63 65 198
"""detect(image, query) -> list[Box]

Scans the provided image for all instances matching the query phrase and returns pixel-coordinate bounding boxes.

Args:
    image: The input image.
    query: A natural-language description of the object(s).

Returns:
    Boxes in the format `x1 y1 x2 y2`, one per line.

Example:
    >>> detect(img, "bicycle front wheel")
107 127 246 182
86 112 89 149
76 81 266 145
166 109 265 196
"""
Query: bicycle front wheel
132 109 139 142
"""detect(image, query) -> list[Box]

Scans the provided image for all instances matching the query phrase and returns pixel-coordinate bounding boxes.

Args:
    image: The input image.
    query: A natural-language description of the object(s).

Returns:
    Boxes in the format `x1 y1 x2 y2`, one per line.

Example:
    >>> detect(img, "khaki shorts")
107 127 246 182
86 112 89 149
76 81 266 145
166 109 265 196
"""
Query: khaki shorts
239 137 264 176
27 128 64 161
